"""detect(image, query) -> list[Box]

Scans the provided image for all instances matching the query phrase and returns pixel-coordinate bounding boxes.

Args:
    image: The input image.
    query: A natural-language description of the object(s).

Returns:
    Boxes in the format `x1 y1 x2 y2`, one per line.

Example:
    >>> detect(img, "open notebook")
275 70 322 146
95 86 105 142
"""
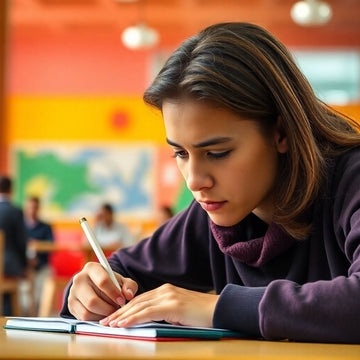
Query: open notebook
4 317 249 341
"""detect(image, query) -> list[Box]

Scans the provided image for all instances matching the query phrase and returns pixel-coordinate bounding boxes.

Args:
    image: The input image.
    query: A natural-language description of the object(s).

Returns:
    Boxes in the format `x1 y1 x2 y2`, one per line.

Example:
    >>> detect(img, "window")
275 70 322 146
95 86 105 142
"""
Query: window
293 50 360 105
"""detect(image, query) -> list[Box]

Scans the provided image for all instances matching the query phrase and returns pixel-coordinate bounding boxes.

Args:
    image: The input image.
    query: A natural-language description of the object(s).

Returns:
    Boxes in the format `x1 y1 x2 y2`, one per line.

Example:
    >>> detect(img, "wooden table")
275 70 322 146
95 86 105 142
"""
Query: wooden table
28 240 120 265
1 318 360 360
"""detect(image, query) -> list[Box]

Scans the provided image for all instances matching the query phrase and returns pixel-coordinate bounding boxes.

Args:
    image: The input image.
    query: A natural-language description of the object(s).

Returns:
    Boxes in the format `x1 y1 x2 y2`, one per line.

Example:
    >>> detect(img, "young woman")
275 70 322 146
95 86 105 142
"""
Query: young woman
61 22 360 343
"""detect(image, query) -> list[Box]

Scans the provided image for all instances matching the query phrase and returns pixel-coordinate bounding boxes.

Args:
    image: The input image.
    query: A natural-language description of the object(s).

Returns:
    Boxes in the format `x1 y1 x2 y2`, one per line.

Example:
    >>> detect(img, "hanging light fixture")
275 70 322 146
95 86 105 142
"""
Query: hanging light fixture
291 0 332 26
118 0 159 50
122 23 159 49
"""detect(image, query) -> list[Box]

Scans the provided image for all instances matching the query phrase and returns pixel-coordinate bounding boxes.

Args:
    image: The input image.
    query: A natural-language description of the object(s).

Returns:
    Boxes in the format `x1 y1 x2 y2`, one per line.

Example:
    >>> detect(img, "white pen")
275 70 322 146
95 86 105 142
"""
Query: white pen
79 217 122 292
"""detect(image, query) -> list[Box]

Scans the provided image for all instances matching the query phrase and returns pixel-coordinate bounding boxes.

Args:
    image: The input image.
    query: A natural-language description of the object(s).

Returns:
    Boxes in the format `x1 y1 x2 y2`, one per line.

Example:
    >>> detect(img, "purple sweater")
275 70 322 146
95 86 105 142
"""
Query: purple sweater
61 148 360 343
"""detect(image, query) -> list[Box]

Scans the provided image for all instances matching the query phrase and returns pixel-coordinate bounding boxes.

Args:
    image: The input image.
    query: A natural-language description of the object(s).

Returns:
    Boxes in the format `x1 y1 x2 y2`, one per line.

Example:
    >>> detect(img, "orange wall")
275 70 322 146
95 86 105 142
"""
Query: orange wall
334 104 360 122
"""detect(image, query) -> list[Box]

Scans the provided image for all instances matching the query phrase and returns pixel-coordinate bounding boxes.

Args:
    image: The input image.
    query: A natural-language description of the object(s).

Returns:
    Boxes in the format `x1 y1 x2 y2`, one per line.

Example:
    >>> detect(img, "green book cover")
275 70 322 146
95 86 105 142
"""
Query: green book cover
4 317 248 341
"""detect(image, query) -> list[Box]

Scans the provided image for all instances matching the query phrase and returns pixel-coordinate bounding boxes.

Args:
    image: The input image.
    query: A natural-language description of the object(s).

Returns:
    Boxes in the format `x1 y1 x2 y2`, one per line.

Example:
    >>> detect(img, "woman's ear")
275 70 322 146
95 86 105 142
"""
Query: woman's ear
274 116 289 154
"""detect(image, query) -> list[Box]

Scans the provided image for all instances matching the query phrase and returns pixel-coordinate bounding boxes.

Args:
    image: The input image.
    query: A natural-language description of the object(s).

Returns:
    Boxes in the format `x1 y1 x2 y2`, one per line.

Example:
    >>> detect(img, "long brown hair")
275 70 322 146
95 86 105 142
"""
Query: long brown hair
143 22 360 239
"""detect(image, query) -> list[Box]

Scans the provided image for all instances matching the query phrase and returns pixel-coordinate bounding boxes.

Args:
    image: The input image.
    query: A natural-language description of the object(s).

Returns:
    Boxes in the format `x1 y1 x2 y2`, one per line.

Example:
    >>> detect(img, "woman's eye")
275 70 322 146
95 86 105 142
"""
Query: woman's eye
173 150 188 159
172 149 231 160
208 150 231 159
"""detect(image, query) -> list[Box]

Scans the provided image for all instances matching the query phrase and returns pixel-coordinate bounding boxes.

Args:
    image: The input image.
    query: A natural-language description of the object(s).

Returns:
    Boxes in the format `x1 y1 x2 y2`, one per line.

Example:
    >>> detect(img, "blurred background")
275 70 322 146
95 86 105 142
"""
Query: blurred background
0 0 359 314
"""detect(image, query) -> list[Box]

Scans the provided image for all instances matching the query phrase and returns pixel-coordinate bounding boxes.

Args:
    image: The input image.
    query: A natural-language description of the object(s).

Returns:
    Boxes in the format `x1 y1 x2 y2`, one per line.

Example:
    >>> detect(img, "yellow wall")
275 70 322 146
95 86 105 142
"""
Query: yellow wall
7 96 165 143
7 97 359 144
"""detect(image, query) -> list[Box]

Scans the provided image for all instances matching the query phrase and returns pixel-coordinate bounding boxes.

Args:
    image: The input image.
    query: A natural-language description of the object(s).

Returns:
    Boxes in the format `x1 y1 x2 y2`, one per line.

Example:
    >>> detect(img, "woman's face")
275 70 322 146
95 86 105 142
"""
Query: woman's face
162 100 288 226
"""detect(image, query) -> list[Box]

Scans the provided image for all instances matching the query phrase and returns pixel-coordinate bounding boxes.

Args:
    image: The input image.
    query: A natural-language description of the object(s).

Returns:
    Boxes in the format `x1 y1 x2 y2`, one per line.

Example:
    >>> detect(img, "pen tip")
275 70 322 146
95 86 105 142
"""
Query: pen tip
79 217 87 224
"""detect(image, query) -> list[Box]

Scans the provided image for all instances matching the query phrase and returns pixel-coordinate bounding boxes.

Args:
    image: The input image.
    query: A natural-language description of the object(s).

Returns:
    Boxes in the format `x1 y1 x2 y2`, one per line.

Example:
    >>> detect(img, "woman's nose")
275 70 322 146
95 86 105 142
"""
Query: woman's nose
185 160 213 192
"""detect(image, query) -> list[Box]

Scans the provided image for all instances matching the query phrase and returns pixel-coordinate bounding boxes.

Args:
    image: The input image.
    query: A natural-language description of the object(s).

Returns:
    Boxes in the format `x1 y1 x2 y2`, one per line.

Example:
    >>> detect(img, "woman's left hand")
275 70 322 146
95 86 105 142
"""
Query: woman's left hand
99 283 219 328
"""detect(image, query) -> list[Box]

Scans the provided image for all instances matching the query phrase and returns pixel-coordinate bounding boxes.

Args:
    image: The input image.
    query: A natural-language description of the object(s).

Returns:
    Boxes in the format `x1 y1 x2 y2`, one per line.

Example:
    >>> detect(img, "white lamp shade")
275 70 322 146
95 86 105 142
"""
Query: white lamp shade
122 23 159 49
291 0 332 26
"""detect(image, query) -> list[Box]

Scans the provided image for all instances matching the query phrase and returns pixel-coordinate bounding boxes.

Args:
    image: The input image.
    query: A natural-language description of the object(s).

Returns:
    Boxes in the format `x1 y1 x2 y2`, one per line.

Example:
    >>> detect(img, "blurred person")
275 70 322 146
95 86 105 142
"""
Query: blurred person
0 175 27 315
92 203 133 248
24 195 54 310
138 205 175 239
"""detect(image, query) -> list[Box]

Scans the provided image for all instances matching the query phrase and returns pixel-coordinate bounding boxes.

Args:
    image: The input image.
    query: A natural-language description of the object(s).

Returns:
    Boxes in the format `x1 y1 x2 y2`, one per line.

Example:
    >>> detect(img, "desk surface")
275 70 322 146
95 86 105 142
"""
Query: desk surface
1 318 360 360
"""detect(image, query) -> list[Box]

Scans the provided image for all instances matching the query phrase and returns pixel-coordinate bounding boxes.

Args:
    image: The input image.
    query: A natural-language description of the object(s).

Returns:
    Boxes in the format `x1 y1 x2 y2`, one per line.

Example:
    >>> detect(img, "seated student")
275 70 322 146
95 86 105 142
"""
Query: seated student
91 203 133 248
24 196 54 308
0 176 27 315
25 196 54 268
61 23 360 344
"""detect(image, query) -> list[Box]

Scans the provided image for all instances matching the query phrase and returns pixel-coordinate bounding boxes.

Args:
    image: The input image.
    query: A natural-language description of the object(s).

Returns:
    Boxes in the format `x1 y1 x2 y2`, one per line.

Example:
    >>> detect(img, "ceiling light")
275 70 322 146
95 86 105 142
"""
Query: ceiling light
291 0 332 26
122 23 159 50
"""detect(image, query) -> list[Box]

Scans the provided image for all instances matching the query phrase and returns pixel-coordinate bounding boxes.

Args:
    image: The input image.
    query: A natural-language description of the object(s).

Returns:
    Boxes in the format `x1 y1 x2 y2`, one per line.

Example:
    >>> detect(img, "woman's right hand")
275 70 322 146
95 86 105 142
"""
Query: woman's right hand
68 262 138 321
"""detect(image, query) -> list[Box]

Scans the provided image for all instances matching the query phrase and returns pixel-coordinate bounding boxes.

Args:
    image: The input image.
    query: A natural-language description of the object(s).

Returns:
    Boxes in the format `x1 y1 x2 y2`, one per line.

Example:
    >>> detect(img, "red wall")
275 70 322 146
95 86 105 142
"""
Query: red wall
8 33 158 95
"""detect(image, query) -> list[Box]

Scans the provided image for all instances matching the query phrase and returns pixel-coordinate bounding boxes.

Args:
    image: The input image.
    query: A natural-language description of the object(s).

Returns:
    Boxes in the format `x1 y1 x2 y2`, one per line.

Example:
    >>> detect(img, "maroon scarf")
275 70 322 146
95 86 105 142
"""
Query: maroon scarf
210 219 295 267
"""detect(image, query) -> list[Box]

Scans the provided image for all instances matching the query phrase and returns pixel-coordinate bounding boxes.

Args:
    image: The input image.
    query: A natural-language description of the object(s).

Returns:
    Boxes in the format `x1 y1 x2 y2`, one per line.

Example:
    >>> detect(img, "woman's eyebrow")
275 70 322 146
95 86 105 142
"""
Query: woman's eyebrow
166 137 232 148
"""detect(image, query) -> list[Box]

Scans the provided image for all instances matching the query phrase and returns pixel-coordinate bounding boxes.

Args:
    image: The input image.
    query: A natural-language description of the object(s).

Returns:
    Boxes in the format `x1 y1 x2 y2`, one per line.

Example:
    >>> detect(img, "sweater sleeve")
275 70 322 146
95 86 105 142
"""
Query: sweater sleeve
213 284 265 337
258 150 360 343
60 200 214 317
107 200 214 294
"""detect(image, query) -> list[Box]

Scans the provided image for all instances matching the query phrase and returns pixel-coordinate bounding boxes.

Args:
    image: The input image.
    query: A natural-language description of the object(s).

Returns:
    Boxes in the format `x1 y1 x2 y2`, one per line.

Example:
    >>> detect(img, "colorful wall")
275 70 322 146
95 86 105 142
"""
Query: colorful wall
5 33 192 236
4 32 360 237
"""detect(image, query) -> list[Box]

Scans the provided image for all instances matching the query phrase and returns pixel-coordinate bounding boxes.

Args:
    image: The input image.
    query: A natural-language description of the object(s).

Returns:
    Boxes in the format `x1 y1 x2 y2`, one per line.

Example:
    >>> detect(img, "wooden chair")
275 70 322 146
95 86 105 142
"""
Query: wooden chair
38 276 70 317
0 230 22 316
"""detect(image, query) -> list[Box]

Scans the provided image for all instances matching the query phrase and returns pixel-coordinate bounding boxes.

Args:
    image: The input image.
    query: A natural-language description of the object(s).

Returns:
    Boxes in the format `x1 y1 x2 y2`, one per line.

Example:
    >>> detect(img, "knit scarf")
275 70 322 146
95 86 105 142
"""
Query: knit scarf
210 218 295 267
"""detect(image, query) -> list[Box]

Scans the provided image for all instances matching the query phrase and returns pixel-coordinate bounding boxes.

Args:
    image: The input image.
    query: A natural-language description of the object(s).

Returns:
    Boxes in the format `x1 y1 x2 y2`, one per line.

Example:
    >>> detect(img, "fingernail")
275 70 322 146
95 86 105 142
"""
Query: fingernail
117 319 128 327
99 317 108 325
127 288 134 297
116 297 125 306
109 320 117 327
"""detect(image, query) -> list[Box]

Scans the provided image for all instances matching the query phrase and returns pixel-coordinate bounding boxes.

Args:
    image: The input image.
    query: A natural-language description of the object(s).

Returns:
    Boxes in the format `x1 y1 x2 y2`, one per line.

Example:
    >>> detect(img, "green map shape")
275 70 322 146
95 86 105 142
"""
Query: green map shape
14 151 99 209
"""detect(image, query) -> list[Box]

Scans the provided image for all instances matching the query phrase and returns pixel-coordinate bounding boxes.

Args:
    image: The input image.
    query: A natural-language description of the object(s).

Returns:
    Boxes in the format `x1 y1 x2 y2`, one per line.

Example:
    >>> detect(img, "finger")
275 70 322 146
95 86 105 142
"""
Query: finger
70 276 120 318
116 274 138 301
98 299 139 326
103 290 163 327
101 290 152 324
84 284 121 315
84 262 125 306
110 302 169 328
69 298 105 321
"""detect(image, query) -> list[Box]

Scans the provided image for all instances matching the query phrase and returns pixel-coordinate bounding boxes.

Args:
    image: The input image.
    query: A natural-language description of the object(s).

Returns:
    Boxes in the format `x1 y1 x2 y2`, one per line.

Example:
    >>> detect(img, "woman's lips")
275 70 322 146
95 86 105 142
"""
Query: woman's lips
198 201 227 212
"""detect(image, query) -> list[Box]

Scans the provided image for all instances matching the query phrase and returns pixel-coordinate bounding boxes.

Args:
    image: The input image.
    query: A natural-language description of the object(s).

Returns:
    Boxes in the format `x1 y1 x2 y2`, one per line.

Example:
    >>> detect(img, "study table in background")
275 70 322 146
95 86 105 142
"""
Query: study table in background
1 318 360 360
28 239 120 264
26 240 120 317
